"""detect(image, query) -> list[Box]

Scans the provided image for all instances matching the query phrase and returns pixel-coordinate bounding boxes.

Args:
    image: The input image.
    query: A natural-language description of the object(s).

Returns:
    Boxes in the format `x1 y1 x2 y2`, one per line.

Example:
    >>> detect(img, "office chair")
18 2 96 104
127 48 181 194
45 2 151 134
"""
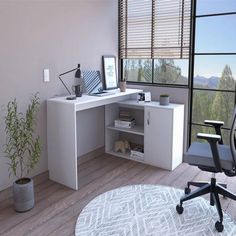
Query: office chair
176 108 236 232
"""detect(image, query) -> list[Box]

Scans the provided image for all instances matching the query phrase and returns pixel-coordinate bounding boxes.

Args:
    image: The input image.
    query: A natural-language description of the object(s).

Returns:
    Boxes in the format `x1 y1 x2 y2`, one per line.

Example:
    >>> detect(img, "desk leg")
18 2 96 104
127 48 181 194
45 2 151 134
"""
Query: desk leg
47 101 78 190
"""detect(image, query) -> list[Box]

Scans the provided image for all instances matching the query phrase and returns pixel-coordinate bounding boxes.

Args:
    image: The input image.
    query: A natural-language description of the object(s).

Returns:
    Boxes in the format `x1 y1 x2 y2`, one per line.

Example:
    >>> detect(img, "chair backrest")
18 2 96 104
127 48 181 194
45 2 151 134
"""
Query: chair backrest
230 106 236 168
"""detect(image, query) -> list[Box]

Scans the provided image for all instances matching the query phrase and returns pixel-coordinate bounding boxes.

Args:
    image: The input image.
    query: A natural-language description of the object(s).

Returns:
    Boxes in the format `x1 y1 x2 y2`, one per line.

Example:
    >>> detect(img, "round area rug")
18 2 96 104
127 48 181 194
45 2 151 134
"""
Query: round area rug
75 185 236 236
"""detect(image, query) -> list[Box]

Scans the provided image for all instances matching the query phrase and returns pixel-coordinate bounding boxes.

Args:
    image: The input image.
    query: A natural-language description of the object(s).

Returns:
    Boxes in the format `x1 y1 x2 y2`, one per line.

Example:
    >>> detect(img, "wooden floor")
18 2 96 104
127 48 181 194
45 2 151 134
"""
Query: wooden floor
1 153 236 236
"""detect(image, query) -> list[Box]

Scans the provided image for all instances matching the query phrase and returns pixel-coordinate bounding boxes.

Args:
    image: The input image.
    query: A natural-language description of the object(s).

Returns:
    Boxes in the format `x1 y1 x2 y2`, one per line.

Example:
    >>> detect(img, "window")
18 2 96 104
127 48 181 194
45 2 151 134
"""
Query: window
190 0 236 144
119 0 191 85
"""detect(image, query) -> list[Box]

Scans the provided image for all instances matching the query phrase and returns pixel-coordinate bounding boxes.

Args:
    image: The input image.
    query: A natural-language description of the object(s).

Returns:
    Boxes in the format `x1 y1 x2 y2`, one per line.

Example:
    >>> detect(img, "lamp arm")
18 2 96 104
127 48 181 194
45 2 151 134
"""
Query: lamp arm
59 75 72 95
58 64 80 95
59 66 79 76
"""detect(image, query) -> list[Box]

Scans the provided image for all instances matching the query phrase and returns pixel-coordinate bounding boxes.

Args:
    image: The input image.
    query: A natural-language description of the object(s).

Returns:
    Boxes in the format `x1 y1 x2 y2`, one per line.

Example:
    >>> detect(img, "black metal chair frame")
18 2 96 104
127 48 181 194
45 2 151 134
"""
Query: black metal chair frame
176 116 236 232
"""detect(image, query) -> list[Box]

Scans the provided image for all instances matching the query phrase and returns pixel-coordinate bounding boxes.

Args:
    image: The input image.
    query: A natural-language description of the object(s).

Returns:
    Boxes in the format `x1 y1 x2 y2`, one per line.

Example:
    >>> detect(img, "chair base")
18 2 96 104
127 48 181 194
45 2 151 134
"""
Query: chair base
176 177 236 232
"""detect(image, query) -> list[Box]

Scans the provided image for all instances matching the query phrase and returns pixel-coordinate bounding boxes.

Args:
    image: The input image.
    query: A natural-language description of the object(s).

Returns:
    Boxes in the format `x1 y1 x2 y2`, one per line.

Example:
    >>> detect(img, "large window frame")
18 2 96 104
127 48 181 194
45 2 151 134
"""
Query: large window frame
189 0 236 145
118 0 191 88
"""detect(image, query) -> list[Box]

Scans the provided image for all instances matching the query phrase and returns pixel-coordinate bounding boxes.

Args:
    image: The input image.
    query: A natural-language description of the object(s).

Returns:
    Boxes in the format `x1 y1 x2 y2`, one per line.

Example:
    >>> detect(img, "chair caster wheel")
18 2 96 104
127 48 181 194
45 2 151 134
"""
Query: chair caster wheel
215 221 224 232
185 187 191 194
176 204 184 214
210 199 215 206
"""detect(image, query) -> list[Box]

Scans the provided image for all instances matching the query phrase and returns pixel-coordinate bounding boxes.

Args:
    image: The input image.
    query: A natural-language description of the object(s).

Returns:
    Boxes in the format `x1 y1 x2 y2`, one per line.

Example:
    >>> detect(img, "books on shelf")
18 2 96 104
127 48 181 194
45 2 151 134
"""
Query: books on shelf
130 150 144 159
119 109 133 121
130 146 144 160
114 118 135 128
119 109 131 117
114 108 136 128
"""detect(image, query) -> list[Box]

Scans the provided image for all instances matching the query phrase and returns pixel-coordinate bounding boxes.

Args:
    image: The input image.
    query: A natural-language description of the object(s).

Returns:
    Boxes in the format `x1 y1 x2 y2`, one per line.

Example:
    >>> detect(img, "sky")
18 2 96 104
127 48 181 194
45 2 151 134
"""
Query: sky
193 0 236 78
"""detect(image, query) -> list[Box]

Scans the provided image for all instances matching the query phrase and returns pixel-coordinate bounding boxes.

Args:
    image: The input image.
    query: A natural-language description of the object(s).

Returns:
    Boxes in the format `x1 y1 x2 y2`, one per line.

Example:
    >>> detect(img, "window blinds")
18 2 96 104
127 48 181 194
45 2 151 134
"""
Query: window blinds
119 0 191 59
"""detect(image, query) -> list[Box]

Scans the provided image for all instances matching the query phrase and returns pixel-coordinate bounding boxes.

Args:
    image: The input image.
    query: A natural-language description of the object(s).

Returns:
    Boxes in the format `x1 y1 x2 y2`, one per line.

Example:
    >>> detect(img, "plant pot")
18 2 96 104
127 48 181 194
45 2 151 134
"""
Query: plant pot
120 81 126 92
13 178 34 212
160 96 169 106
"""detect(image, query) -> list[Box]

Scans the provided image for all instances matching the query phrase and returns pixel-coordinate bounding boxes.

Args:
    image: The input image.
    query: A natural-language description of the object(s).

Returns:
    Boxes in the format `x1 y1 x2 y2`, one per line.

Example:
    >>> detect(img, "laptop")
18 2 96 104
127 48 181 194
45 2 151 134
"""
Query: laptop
82 70 112 96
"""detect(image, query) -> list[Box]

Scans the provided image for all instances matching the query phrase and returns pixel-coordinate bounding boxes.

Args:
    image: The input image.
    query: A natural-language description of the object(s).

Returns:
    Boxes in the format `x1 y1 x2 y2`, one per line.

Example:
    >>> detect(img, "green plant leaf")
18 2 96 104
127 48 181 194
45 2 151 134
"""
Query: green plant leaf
3 93 41 179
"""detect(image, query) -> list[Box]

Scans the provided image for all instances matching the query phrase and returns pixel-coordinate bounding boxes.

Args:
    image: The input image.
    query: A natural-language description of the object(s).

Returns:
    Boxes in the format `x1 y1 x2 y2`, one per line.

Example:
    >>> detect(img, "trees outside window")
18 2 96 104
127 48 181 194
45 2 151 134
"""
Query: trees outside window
123 58 189 85
191 1 236 144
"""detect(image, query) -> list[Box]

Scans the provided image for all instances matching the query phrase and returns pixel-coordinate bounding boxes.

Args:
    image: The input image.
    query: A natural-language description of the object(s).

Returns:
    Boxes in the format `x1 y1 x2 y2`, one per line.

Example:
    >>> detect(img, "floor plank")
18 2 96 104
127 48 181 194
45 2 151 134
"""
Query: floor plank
0 154 236 236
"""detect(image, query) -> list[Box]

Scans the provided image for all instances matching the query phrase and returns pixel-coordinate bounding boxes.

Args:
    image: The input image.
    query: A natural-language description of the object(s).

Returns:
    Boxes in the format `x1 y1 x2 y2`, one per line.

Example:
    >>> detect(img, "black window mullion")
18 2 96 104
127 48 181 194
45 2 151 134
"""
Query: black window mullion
196 11 236 18
192 88 236 93
188 0 197 147
195 53 236 55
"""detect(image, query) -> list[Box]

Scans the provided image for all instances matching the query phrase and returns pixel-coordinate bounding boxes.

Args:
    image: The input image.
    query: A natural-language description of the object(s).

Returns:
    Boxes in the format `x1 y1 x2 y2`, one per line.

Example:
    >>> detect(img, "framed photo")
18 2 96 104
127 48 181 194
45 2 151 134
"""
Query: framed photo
102 55 118 90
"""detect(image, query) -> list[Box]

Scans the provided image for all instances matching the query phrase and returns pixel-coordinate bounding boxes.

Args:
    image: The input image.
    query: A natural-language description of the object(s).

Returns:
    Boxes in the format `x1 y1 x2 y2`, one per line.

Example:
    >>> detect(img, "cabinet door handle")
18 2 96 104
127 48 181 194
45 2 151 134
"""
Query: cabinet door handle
147 111 150 125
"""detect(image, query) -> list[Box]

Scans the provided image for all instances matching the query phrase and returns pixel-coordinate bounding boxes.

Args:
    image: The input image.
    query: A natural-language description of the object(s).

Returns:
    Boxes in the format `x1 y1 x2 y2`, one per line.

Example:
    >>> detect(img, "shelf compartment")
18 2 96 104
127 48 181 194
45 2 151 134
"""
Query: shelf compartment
107 124 144 136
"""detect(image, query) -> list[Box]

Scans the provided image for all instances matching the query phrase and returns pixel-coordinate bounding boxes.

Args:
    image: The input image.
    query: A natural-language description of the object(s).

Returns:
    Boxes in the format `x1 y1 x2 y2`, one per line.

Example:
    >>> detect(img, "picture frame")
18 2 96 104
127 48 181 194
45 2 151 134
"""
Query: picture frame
102 55 118 90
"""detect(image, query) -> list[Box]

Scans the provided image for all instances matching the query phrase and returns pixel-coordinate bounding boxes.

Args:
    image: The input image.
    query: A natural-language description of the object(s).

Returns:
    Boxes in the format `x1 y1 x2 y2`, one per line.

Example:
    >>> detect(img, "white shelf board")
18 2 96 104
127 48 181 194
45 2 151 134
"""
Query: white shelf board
106 150 145 163
106 124 144 136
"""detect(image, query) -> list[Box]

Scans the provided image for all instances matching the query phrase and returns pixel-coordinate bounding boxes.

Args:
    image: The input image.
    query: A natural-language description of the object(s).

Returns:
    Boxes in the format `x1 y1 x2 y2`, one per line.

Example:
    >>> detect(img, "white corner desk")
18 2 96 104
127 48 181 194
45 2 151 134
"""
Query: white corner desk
47 89 142 190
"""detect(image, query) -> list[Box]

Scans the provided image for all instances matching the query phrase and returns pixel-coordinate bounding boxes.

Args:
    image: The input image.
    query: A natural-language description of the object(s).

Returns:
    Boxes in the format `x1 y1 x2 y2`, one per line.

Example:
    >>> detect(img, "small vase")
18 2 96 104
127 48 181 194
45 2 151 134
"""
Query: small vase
160 96 169 106
120 81 126 92
13 178 35 212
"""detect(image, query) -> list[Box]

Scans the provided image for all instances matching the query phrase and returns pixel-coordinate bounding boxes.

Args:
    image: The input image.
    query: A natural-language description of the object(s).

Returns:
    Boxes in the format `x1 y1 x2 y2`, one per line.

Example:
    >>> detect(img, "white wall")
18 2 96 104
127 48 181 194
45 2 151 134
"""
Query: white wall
0 0 118 191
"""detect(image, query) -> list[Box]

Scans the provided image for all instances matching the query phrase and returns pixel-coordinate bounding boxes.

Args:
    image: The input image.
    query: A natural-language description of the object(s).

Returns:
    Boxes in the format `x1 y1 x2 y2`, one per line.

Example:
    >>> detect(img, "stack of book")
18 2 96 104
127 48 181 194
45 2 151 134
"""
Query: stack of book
130 146 144 160
114 109 136 128
119 110 132 121
114 118 135 128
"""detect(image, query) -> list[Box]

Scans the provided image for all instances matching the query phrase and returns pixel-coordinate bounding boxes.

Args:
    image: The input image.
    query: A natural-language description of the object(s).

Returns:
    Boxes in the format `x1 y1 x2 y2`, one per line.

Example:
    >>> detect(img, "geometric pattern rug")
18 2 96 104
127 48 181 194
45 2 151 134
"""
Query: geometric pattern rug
75 185 236 236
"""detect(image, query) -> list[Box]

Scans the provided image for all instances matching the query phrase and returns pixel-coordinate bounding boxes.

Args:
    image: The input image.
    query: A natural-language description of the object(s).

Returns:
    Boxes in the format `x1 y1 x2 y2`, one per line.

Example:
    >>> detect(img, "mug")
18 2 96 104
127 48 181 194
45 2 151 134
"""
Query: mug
72 84 82 97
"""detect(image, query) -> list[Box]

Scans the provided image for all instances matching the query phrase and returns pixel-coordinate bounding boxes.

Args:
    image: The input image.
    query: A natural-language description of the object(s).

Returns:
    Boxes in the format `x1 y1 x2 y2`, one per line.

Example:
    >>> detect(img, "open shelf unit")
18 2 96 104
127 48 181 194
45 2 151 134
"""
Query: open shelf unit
105 100 144 161
105 99 184 170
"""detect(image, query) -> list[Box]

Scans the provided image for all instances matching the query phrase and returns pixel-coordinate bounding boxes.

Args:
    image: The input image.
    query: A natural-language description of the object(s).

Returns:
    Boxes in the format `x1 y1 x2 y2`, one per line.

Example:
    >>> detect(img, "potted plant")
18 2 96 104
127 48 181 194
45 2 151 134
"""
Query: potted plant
3 93 41 212
160 94 170 106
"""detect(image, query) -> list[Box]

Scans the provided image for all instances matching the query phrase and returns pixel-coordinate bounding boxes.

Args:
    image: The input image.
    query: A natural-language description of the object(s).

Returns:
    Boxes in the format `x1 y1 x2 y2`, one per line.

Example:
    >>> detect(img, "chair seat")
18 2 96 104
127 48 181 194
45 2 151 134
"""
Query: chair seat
184 142 233 171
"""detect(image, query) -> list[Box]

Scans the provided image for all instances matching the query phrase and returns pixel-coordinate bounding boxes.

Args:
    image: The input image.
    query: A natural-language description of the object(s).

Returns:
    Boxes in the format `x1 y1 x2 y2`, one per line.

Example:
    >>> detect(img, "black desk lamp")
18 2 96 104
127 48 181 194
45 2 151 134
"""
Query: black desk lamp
59 64 81 100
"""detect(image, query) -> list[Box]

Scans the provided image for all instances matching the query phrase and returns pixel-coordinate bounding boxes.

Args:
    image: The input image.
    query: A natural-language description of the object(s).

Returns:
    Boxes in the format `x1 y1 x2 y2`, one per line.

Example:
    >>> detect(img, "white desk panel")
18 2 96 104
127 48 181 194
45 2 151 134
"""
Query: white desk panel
47 89 142 190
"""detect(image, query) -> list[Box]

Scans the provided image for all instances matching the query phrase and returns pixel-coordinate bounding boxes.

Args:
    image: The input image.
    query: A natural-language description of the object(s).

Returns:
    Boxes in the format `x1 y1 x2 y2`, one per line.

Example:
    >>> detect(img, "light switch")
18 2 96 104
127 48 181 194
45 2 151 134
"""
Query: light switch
43 69 50 82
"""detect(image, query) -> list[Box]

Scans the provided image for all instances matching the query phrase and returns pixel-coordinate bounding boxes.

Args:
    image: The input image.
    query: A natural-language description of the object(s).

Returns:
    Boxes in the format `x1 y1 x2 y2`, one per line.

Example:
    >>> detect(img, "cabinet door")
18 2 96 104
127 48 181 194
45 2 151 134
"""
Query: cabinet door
144 106 173 169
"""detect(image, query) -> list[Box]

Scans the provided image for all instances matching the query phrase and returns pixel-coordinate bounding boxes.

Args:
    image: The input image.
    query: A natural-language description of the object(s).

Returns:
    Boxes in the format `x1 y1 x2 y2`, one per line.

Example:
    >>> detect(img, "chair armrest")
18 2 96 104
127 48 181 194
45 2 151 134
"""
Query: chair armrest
204 120 224 126
204 120 224 144
197 133 222 172
197 133 221 142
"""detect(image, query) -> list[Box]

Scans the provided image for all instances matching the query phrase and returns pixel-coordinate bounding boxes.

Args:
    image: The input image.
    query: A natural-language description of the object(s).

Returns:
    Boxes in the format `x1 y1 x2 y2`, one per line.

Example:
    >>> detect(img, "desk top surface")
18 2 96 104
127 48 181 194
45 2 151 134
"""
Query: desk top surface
47 89 142 111
48 89 141 103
